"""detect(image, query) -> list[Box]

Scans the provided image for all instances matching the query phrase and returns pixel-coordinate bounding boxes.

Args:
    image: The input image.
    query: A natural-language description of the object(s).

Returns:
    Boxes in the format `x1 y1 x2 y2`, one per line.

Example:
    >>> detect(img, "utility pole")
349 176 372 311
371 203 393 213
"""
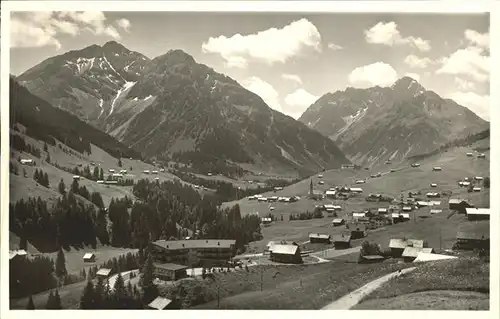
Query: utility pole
439 227 442 252
260 266 263 291
217 284 220 309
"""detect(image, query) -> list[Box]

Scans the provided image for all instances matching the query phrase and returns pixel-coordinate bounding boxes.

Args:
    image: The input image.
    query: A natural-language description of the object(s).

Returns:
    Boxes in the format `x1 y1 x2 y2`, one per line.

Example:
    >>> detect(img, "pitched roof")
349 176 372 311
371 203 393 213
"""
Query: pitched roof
153 239 236 250
413 252 458 263
402 247 434 258
96 268 112 276
154 263 189 271
449 199 465 204
362 255 385 260
309 233 331 239
466 208 490 215
83 253 95 259
456 231 489 240
332 234 351 243
271 244 299 255
148 296 172 310
430 209 443 214
347 223 367 231
9 250 28 260
389 238 426 249
353 212 366 217
332 218 344 223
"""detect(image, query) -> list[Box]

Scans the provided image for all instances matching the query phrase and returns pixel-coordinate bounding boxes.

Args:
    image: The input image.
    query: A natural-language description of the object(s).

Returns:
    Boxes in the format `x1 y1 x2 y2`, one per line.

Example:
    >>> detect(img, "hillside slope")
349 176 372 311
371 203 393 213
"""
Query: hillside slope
299 77 488 168
222 136 490 216
10 77 140 160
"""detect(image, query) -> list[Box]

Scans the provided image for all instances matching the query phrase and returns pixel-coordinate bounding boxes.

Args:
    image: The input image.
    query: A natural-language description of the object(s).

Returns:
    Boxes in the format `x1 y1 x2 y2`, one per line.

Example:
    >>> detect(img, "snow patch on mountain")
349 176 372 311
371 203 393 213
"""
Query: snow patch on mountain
108 81 136 116
98 98 104 118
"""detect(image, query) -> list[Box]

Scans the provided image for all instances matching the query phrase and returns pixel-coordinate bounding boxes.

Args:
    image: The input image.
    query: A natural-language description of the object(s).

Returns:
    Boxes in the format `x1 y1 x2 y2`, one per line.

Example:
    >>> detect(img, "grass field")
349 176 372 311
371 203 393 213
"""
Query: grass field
243 204 489 256
10 130 212 208
191 261 415 309
10 277 88 310
354 257 489 310
44 245 138 275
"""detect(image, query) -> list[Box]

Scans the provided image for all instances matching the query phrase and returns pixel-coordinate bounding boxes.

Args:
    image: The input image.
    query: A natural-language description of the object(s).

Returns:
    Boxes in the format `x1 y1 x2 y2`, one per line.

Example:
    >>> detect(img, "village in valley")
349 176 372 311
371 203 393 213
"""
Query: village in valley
5 7 491 312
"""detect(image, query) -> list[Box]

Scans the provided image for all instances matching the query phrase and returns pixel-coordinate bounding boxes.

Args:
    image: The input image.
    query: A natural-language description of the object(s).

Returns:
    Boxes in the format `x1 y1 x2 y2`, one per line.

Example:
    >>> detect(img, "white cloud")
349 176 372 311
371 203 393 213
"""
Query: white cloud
202 18 321 68
284 88 319 119
242 76 283 112
365 21 431 52
115 18 131 32
404 54 433 68
327 43 343 50
348 62 398 88
454 77 477 91
404 73 420 82
281 73 302 85
10 11 127 50
447 91 489 121
436 46 489 83
464 29 489 49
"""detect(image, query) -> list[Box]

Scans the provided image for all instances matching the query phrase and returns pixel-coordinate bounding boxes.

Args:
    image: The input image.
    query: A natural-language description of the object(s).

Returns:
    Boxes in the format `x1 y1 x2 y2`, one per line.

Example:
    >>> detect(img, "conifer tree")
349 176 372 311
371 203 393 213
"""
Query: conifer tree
45 290 54 309
55 247 67 279
94 276 105 309
43 172 49 187
100 168 104 180
80 279 95 309
57 178 66 195
140 244 158 304
53 290 62 309
27 295 35 309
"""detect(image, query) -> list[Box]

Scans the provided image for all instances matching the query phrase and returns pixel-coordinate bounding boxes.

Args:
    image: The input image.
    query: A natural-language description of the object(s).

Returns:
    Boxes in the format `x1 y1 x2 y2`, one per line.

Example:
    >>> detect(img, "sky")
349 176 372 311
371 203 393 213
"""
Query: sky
9 11 490 120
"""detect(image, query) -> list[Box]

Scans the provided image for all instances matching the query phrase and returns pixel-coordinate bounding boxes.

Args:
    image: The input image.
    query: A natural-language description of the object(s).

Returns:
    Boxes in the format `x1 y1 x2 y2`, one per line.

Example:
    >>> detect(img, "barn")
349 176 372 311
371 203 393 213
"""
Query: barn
466 208 490 221
359 255 385 264
153 263 188 281
96 268 112 279
402 247 434 262
20 159 35 166
332 234 351 249
389 238 428 258
455 230 489 250
270 245 302 264
325 190 336 198
448 199 473 214
332 218 345 226
309 233 331 244
377 208 388 214
346 223 367 239
147 296 176 310
83 253 96 263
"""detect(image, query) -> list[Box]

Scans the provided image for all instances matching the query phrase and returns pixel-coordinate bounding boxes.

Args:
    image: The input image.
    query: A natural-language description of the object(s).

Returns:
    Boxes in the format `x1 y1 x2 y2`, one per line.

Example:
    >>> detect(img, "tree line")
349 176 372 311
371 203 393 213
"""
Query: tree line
11 134 42 158
33 169 50 187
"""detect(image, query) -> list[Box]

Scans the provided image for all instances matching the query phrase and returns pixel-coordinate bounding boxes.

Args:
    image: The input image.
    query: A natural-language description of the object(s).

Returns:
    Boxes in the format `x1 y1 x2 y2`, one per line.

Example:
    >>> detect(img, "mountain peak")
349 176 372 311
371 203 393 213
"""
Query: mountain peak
102 40 128 53
391 76 426 98
166 49 196 63
392 76 422 89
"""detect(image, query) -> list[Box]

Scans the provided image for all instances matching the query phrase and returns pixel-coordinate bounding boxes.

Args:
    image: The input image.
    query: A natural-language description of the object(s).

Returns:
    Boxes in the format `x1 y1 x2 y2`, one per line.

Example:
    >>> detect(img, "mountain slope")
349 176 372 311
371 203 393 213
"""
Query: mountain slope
17 41 151 124
17 44 350 176
299 77 488 168
10 77 140 159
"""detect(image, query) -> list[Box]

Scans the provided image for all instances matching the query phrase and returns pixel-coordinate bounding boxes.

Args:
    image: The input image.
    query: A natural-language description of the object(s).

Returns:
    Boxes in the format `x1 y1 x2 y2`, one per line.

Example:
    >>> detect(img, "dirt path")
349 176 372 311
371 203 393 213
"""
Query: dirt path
321 267 417 310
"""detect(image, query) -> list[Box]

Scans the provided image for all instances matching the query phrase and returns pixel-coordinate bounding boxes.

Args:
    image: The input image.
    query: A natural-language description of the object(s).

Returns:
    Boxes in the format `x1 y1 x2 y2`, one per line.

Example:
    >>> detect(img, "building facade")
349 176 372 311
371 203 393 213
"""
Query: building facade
151 239 236 268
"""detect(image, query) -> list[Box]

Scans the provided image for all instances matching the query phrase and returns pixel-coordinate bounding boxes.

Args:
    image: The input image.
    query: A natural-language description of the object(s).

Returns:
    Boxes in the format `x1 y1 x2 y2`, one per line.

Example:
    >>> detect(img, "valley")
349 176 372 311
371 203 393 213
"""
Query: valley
8 34 490 312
